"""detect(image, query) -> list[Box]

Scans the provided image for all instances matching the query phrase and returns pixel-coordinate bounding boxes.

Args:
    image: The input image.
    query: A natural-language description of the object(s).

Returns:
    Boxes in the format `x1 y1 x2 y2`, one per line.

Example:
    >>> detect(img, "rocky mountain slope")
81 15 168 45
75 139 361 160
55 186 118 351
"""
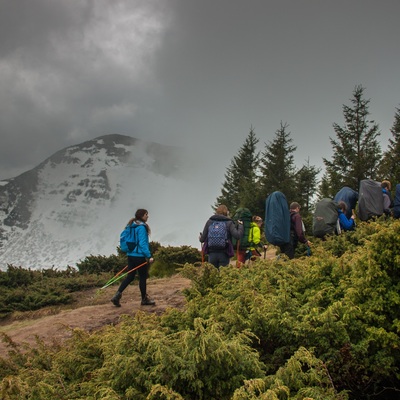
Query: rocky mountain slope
0 134 207 269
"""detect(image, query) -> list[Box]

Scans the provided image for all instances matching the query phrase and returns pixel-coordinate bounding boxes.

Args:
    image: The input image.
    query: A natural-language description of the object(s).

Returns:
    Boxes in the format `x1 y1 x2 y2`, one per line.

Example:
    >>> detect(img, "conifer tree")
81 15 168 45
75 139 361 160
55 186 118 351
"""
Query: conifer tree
318 171 342 200
259 122 297 203
215 127 260 213
323 85 381 196
379 106 400 184
295 158 320 215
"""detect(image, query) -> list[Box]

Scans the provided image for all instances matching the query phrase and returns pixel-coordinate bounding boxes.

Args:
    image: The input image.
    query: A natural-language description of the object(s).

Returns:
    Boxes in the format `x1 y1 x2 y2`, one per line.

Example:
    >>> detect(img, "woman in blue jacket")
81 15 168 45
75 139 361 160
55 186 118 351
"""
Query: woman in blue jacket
111 209 155 307
338 201 356 232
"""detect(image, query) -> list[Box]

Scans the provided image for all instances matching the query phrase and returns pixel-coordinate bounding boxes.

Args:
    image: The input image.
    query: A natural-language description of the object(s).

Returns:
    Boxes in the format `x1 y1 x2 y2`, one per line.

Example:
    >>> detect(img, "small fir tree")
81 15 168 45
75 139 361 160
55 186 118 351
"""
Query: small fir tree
323 85 381 196
379 106 400 184
259 121 297 203
215 127 260 213
295 158 320 215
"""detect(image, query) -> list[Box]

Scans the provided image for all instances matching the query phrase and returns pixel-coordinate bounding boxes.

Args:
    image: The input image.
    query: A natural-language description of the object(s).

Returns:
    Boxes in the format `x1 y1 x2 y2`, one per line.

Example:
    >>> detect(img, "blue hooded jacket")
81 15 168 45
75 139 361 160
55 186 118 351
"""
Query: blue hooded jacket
127 223 152 258
338 209 355 231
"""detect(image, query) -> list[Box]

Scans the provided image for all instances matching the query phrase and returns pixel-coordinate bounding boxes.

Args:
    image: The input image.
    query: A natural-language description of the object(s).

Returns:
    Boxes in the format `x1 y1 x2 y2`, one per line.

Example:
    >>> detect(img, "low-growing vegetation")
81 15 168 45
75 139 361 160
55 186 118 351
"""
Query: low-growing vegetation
1 220 400 399
0 266 106 319
0 244 201 320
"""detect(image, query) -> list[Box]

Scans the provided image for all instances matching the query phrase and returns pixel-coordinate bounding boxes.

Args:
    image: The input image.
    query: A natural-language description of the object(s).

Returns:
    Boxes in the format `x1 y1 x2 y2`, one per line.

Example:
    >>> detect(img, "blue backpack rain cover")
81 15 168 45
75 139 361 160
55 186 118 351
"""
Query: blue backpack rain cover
265 191 291 245
119 224 139 253
207 220 228 250
334 186 358 219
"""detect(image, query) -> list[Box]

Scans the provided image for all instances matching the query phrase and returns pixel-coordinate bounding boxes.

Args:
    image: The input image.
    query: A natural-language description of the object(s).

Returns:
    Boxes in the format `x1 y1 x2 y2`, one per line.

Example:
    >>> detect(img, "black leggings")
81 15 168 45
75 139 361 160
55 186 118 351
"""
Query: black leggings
117 256 149 299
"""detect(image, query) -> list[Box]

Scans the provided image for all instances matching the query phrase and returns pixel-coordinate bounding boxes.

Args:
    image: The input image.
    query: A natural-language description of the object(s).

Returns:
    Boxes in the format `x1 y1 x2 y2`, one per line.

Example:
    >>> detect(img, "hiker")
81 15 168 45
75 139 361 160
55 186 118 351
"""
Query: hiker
334 186 358 219
200 204 244 269
337 201 356 231
285 202 311 259
381 180 393 216
393 183 400 219
246 216 268 262
231 207 253 266
111 209 155 307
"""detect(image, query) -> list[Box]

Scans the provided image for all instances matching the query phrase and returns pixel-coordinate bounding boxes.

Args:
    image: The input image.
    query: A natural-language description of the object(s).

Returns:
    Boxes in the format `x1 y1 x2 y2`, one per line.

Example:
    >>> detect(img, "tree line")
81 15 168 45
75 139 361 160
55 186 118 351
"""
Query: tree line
215 84 400 218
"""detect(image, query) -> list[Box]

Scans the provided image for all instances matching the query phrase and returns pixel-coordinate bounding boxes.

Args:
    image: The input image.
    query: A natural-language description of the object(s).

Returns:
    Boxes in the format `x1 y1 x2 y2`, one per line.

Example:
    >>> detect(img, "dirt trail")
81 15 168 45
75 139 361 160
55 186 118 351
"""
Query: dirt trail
0 250 277 358
0 275 191 358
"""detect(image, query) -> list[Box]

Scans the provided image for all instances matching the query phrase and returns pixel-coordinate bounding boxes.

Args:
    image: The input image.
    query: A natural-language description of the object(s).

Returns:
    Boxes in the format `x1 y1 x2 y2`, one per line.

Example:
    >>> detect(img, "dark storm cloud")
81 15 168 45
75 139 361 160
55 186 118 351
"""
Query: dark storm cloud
152 0 400 164
0 0 170 178
0 0 399 184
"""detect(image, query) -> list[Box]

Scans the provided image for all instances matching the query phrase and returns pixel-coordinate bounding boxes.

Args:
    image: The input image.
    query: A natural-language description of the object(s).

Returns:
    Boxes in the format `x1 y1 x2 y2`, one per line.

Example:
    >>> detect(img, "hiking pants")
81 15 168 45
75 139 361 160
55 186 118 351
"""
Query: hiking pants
236 249 247 266
208 251 230 269
117 256 149 298
279 241 295 259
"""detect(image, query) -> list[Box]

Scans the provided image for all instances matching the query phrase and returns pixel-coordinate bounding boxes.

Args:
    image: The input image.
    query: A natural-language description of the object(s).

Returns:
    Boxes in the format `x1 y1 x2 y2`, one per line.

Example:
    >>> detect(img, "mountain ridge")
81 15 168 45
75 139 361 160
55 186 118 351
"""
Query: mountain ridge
0 134 208 270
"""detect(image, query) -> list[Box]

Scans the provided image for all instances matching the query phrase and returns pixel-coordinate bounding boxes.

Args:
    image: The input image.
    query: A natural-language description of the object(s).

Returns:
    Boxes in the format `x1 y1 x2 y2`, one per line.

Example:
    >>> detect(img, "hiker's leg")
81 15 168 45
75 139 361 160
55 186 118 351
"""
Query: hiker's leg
219 252 230 267
279 243 294 259
137 260 149 299
111 290 122 307
137 261 155 305
208 252 220 268
111 258 138 306
286 240 295 259
117 256 139 293
236 249 246 267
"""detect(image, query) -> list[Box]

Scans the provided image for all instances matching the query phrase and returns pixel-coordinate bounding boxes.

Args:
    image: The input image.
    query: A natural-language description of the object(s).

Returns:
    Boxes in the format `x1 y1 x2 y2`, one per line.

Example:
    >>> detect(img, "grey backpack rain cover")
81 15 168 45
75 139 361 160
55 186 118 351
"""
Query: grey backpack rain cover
358 179 384 221
312 198 339 238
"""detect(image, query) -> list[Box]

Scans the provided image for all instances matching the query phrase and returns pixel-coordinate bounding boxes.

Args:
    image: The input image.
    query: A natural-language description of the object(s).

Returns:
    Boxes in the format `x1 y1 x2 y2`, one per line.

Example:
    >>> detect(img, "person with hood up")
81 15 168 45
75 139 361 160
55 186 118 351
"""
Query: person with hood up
200 204 244 268
337 201 356 232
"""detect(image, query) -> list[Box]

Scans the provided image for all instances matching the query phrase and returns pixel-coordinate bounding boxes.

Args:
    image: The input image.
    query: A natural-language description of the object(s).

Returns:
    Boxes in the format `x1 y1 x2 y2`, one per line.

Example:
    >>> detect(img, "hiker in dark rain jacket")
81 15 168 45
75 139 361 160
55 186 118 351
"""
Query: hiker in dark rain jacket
200 204 244 269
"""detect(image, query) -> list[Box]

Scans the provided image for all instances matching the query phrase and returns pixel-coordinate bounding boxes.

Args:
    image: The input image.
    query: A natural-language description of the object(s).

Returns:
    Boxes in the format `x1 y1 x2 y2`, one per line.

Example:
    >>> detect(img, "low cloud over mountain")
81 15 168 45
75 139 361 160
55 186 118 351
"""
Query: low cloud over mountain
0 134 212 269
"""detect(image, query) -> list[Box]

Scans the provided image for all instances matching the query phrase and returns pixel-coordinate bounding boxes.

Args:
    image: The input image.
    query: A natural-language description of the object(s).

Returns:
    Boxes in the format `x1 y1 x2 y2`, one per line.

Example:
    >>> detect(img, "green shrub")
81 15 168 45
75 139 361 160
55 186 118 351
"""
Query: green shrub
2 220 400 399
76 252 126 274
151 245 202 278
0 267 107 319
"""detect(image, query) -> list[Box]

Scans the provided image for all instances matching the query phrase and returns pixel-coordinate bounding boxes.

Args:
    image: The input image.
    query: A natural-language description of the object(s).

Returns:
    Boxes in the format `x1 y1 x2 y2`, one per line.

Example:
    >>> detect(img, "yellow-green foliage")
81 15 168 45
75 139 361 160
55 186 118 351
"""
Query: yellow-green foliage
150 245 202 278
2 220 400 399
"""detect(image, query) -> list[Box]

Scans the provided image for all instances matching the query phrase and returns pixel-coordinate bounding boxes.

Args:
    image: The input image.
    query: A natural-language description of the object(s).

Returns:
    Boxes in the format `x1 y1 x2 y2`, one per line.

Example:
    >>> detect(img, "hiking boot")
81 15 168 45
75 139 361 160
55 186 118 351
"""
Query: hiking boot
111 291 122 307
141 295 155 306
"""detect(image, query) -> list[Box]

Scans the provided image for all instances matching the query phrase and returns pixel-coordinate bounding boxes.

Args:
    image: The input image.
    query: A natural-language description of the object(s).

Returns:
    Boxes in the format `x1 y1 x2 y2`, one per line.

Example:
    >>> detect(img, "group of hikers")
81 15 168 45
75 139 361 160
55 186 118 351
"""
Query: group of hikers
110 178 400 307
200 178 400 269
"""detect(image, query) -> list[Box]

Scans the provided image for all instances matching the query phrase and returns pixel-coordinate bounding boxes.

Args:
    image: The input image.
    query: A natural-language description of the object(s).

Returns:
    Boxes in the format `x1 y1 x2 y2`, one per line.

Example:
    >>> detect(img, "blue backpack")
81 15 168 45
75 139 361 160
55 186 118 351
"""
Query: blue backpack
207 220 228 250
334 186 358 219
120 224 139 253
265 191 291 245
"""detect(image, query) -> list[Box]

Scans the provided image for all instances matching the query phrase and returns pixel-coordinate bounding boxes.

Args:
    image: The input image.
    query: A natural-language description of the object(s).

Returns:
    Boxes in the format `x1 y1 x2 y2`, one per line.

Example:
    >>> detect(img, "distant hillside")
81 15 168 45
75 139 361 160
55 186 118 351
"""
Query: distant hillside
0 134 209 269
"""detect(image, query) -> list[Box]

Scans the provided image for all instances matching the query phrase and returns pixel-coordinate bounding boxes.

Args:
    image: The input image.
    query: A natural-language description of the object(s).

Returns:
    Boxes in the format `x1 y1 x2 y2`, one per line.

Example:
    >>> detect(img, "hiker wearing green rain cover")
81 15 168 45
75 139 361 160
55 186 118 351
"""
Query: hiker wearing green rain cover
111 209 155 307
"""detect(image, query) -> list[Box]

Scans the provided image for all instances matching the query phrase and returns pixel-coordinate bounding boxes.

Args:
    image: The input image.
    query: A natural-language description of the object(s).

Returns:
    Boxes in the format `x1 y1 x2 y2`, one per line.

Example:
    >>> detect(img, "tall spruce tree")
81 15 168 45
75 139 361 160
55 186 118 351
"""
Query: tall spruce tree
215 127 260 213
379 106 400 184
295 158 320 215
323 85 381 196
259 122 297 203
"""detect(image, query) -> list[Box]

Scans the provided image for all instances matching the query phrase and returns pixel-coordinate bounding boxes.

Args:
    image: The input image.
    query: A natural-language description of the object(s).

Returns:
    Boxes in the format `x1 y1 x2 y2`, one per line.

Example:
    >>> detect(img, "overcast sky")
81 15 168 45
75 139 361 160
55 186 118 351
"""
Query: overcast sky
1 0 400 194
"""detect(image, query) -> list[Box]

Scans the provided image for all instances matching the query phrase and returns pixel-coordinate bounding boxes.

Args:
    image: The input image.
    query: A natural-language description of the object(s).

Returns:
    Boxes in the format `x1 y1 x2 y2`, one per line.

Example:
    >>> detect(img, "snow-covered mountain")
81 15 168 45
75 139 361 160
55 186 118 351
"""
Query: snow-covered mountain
0 134 213 270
